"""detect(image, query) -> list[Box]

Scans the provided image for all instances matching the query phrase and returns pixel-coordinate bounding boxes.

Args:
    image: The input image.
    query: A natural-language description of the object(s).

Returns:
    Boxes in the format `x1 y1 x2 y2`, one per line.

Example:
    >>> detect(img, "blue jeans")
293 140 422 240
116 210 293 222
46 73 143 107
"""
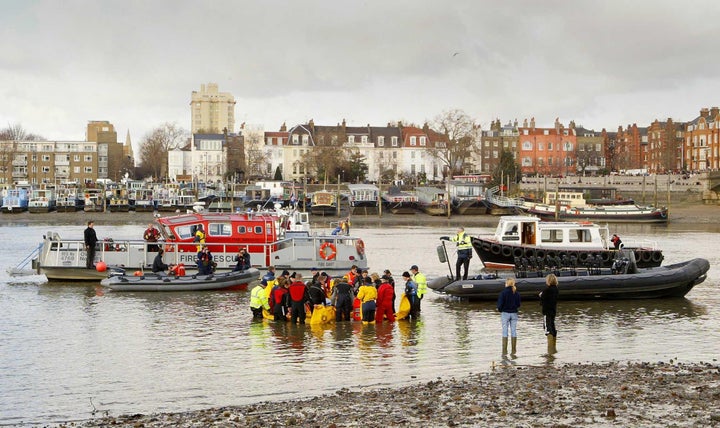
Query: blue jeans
501 312 518 338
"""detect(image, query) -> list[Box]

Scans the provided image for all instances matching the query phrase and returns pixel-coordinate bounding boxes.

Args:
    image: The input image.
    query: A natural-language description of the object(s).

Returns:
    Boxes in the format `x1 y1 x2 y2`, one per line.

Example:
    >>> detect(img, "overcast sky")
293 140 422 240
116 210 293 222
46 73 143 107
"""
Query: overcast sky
2 0 720 153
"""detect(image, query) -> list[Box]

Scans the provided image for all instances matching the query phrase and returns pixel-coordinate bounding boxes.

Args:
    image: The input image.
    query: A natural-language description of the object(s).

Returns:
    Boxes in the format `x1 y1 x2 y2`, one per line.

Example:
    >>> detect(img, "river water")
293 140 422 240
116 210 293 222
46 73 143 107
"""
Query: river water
1 220 719 426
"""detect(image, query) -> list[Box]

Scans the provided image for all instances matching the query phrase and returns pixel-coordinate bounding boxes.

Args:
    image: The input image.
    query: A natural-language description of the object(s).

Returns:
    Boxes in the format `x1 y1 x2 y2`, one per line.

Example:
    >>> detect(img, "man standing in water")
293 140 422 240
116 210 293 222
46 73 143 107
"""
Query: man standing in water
84 221 98 269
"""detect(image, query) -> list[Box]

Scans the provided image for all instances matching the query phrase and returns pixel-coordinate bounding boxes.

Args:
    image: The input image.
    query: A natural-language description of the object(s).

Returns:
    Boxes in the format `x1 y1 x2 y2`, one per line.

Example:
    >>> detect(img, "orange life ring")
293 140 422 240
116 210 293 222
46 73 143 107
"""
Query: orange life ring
355 239 365 256
319 242 337 260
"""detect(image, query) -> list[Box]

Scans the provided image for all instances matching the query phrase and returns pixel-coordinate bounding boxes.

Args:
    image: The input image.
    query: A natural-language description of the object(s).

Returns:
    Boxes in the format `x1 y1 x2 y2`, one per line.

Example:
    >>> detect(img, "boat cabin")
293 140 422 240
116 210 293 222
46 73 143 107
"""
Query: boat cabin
493 216 609 249
543 191 587 208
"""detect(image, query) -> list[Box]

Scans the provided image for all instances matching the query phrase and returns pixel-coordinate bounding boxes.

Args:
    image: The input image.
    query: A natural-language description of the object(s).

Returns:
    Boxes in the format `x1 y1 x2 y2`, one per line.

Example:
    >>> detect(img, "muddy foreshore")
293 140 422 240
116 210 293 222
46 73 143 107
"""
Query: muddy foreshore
0 203 717 228
51 361 720 428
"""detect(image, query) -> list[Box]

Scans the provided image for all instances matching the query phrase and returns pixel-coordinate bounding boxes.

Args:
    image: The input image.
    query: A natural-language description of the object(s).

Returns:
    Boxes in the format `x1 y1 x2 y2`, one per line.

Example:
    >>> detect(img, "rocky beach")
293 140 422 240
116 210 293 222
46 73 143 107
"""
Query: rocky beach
55 361 720 428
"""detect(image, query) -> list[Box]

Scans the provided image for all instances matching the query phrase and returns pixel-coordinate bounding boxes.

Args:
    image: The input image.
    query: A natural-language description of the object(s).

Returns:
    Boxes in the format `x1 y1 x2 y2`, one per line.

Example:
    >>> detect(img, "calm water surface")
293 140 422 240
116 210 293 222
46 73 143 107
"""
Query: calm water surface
1 221 719 425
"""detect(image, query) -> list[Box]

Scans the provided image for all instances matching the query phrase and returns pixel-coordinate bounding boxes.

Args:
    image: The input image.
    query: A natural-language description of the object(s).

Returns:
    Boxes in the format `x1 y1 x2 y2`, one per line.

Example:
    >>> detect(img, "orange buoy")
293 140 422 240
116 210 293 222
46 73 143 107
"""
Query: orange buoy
96 261 107 272
133 270 143 276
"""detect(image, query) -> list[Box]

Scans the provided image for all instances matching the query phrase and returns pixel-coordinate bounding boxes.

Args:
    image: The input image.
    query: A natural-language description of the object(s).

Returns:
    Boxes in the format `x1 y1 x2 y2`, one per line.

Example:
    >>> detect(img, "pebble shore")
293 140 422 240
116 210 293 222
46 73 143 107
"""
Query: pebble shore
55 360 720 428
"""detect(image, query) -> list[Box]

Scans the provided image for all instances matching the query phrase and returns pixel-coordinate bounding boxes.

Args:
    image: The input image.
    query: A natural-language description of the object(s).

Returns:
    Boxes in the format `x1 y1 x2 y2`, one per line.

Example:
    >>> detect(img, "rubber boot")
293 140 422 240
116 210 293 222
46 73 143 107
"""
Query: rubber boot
511 337 517 355
547 335 557 354
502 337 508 354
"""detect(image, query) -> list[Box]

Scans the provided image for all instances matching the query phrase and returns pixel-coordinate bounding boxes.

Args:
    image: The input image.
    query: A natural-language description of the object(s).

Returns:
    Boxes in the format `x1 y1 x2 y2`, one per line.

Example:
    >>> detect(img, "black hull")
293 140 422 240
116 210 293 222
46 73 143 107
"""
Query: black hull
311 205 337 216
429 258 709 300
472 237 664 270
381 200 418 214
452 200 488 215
350 205 379 215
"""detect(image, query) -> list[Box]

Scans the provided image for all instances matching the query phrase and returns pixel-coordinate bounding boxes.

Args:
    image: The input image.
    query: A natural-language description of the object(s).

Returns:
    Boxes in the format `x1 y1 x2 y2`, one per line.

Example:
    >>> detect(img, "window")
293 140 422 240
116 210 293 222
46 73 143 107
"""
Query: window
74 166 80 173
541 229 563 243
42 166 50 173
361 136 368 144
522 157 532 166
378 136 385 146
254 226 263 234
411 151 415 159
493 150 498 159
84 155 92 162
484 141 490 147
42 155 50 161
292 134 299 144
493 141 499 147
348 135 355 143
209 223 232 236
522 141 533 150
237 226 247 234
548 142 553 151
391 136 398 147
302 135 308 145
419 136 426 146
410 136 417 146
569 229 591 243
538 143 544 151
84 167 93 173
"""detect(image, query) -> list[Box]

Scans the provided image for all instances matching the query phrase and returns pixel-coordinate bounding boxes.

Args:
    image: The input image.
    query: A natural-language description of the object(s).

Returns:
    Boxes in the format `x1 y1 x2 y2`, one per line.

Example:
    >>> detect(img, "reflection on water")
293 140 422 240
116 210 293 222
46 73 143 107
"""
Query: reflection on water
1 225 720 425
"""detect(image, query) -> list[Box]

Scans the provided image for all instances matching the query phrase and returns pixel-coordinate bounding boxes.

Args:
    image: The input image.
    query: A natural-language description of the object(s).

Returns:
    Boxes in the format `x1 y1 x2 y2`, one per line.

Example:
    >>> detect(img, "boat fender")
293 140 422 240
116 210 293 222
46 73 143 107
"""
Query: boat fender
501 246 512 257
578 253 589 262
355 239 365 256
512 248 523 258
490 244 501 255
601 252 611 262
633 250 642 261
523 248 535 258
651 251 663 263
641 251 652 262
535 250 545 259
481 242 492 252
320 242 337 260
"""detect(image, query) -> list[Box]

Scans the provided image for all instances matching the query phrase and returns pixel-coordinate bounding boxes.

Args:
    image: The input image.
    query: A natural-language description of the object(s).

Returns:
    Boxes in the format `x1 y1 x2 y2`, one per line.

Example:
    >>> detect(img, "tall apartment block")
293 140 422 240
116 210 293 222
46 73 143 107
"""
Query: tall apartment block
190 83 236 134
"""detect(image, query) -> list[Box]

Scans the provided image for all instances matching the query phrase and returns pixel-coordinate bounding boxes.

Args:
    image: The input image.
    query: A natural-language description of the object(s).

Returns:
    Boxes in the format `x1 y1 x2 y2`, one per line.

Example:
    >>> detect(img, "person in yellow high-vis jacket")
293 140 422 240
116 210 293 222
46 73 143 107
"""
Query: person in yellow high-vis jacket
441 226 473 280
410 265 427 311
250 282 270 319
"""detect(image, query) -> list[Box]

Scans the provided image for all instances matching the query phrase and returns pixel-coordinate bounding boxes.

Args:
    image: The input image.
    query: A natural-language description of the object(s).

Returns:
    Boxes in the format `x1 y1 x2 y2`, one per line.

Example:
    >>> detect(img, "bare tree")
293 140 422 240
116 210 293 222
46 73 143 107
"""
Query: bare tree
138 123 188 180
427 109 480 178
306 145 341 183
0 123 44 141
243 127 269 180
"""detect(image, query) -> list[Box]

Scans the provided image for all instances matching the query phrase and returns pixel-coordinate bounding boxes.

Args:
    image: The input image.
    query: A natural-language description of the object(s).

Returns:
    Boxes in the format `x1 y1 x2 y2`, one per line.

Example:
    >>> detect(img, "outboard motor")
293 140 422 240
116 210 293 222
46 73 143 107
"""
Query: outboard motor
614 249 638 274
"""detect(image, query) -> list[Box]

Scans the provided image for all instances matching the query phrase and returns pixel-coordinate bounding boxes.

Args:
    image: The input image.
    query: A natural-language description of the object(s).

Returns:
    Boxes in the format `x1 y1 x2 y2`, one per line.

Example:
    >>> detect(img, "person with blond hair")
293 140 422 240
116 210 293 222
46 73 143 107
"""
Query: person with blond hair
497 277 521 355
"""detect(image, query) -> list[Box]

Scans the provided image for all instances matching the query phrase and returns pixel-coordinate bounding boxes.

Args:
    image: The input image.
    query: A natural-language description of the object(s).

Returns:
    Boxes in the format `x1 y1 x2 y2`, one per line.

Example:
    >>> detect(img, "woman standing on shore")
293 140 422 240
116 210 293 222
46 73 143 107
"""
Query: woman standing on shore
497 278 521 355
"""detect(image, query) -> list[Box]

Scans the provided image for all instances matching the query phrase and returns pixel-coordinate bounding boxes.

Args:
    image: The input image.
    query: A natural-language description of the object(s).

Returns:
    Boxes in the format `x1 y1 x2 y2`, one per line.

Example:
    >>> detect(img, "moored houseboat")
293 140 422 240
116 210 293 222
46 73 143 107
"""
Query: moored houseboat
83 188 105 212
55 184 84 212
347 184 379 215
449 178 487 215
415 186 449 216
521 190 668 223
28 187 56 213
1 186 30 213
310 189 337 216
381 186 418 214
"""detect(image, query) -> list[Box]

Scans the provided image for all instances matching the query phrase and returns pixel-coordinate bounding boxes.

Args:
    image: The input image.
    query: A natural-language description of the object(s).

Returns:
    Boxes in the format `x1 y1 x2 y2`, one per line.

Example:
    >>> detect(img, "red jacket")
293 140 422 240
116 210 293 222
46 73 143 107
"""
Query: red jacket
270 286 288 308
377 282 395 308
288 281 308 302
